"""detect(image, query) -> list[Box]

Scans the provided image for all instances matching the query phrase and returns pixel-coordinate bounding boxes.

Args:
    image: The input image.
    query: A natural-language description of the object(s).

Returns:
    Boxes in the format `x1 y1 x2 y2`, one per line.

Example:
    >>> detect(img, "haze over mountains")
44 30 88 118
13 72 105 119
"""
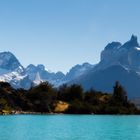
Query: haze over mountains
0 35 140 98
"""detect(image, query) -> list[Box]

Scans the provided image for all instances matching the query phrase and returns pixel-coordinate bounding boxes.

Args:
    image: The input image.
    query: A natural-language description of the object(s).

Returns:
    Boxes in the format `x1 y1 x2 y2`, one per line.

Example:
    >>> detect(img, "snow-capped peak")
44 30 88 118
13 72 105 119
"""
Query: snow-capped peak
0 51 24 72
1 35 140 91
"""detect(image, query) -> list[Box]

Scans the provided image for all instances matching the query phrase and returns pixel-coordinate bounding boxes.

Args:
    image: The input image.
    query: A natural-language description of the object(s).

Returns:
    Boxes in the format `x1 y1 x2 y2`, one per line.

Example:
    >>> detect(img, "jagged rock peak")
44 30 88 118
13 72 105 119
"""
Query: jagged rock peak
130 34 138 43
26 64 45 71
0 51 24 71
123 35 139 48
105 42 122 50
37 64 45 71
26 64 36 69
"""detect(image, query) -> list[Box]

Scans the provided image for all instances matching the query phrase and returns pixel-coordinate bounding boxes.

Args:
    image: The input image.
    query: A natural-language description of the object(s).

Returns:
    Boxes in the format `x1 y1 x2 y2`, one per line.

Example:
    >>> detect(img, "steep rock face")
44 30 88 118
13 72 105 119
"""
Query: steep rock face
19 75 32 90
1 35 140 98
0 53 66 89
0 52 26 89
70 65 140 98
25 64 66 86
100 35 140 71
69 35 140 98
0 52 24 73
65 63 94 81
25 64 44 81
122 35 139 49
0 52 95 89
0 51 94 89
101 42 122 63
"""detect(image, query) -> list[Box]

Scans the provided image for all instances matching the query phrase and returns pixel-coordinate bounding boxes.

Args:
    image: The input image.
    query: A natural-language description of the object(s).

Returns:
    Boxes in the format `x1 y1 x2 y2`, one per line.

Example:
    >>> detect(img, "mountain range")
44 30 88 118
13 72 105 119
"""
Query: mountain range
0 51 94 90
0 35 140 98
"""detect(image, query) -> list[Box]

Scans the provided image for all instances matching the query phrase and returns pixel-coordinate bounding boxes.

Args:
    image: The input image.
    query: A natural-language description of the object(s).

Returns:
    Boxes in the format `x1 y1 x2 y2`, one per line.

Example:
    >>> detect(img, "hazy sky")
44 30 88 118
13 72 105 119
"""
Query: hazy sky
0 0 140 73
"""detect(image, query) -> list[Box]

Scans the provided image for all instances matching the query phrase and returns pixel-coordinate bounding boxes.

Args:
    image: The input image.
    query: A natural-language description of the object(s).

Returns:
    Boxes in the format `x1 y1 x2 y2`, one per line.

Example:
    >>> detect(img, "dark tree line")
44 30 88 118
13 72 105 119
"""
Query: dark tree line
0 81 138 114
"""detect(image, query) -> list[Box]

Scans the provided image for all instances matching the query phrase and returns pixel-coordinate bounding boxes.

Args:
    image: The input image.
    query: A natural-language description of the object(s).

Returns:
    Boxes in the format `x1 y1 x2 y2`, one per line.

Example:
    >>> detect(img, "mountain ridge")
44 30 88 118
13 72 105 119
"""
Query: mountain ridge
0 51 94 89
0 35 140 98
69 35 140 98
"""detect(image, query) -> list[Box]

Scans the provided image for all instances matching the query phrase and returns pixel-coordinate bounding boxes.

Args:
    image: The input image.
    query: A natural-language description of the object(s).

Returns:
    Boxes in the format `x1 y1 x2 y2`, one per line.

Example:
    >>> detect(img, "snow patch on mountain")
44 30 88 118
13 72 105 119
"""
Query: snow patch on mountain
33 72 43 86
0 52 24 72
1 35 140 93
135 47 140 51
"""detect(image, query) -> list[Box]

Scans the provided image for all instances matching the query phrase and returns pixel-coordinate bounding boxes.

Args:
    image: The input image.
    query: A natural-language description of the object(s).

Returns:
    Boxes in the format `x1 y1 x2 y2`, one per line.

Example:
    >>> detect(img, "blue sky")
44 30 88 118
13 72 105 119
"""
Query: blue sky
0 0 140 73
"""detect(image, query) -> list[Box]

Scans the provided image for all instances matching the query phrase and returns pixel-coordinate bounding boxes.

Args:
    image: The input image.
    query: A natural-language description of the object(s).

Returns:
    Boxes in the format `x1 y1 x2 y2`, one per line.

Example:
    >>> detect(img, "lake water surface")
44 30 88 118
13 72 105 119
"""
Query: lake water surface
0 115 140 140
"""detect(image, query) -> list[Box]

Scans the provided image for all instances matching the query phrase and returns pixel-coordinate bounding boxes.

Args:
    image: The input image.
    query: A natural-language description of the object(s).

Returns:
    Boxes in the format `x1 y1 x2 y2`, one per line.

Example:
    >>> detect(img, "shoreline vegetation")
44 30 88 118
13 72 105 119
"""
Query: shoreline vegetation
0 81 139 115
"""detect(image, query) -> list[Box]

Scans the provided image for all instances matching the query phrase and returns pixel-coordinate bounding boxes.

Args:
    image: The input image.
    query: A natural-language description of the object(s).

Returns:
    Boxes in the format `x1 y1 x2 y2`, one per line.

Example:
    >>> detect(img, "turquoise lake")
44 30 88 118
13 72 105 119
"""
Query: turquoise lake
0 115 140 140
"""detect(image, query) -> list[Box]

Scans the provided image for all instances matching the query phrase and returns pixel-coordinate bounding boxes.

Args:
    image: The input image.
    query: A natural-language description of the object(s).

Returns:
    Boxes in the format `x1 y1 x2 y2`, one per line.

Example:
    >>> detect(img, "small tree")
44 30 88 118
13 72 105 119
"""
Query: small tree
57 84 70 101
113 81 127 104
